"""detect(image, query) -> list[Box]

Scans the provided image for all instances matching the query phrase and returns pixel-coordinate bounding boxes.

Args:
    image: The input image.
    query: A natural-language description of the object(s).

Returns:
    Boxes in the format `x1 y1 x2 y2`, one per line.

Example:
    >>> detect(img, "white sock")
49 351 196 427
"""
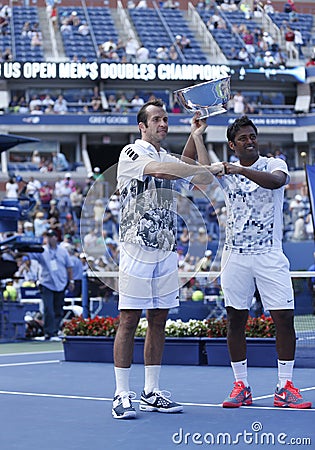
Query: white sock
144 365 161 395
231 360 248 387
114 367 131 396
278 360 294 388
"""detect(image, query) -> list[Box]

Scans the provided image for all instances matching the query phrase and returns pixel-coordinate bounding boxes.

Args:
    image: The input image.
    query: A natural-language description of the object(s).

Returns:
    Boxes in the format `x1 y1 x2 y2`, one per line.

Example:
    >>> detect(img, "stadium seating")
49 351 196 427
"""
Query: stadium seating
129 8 208 64
58 7 97 61
12 6 44 62
269 12 313 47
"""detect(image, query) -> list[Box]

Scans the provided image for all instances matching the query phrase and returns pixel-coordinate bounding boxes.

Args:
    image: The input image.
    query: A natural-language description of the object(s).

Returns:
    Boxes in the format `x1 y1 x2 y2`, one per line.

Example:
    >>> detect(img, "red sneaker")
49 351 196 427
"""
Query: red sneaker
222 381 252 408
274 381 312 409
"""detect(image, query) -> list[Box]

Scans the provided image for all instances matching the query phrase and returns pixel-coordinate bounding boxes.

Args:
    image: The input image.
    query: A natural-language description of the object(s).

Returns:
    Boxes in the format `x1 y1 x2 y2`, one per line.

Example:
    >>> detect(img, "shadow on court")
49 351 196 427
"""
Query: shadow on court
0 344 314 450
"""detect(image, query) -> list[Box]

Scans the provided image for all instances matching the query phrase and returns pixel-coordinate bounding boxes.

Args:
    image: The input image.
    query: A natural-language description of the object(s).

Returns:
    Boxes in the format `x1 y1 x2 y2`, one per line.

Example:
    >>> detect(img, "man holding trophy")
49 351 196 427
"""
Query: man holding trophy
180 77 311 410
112 97 224 419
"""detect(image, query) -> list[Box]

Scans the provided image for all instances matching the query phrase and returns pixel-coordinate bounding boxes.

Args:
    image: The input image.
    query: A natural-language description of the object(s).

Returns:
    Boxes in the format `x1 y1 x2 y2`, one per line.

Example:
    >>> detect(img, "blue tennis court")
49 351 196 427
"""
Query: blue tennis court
0 344 314 450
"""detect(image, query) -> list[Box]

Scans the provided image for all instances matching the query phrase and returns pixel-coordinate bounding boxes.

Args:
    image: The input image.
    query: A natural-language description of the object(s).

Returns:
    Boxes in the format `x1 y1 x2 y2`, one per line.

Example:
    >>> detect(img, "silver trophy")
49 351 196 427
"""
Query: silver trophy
174 76 231 118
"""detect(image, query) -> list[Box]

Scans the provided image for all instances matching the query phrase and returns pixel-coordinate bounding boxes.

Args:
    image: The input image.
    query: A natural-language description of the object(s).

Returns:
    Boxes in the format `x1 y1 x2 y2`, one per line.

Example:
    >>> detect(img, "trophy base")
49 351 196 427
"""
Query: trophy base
199 105 228 119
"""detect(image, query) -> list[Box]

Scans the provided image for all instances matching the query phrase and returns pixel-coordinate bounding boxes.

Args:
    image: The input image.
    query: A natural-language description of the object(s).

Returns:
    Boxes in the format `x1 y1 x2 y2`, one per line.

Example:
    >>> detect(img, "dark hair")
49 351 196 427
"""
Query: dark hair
137 98 165 126
226 115 258 143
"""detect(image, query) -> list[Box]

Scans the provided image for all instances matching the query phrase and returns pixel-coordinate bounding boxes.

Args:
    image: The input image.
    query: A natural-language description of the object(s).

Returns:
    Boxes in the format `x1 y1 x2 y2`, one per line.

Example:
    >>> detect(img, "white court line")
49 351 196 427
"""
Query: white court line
0 390 314 411
0 360 60 368
0 350 63 357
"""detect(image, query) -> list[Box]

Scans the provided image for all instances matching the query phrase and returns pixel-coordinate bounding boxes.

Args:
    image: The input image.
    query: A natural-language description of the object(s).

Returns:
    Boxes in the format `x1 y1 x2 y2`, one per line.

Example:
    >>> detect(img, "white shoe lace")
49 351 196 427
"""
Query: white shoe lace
120 391 136 408
153 390 172 400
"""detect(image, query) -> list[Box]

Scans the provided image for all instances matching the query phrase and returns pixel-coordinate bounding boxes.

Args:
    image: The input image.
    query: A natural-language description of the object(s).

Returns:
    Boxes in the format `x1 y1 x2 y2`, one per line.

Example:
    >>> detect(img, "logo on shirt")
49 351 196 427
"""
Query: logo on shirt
125 147 139 161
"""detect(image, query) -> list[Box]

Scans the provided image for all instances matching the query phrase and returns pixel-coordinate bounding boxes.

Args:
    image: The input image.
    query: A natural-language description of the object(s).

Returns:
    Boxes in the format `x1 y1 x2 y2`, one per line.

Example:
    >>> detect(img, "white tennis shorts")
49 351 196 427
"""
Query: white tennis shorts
118 242 180 310
221 249 294 311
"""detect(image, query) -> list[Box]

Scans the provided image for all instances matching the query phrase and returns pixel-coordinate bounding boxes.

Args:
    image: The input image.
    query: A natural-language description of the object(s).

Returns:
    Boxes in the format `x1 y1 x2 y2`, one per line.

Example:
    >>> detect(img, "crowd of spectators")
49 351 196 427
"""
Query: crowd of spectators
1 152 313 314
198 0 310 66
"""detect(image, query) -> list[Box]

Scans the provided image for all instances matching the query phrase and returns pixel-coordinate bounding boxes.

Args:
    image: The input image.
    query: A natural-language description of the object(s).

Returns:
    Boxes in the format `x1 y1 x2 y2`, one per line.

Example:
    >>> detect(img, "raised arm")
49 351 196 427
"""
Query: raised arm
181 113 210 166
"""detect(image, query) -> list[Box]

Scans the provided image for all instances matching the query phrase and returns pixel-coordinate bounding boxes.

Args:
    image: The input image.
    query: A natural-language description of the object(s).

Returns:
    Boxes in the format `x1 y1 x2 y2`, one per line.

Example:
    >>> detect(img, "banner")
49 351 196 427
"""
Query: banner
305 164 315 240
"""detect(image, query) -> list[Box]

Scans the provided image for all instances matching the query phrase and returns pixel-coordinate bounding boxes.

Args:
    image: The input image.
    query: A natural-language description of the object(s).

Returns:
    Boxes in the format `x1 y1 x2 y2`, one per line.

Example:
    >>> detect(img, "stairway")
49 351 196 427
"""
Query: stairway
37 7 66 61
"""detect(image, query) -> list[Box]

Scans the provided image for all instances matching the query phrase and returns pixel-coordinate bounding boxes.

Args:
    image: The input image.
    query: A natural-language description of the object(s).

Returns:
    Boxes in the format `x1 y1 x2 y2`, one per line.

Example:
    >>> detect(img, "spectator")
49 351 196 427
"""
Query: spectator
102 38 117 57
275 149 287 161
262 31 274 50
169 45 178 61
238 47 249 62
285 26 298 59
52 151 69 172
29 95 42 112
233 91 245 115
83 228 98 252
19 96 30 114
42 94 54 108
156 46 168 60
130 94 145 112
136 45 150 63
64 245 83 298
264 0 274 14
243 30 255 54
292 212 307 241
263 50 275 67
78 21 89 36
115 93 129 113
173 34 183 50
94 199 104 232
50 3 58 29
31 150 41 166
31 105 44 115
16 254 40 286
70 186 83 221
196 226 209 244
31 32 42 48
44 104 54 114
294 29 304 59
289 194 307 225
29 228 74 340
180 35 191 49
178 227 190 251
33 211 49 237
3 47 12 61
39 181 53 208
125 37 139 63
5 176 19 199
195 249 212 272
26 176 41 204
47 199 60 222
107 94 117 111
53 95 68 114
23 221 35 237
63 213 78 238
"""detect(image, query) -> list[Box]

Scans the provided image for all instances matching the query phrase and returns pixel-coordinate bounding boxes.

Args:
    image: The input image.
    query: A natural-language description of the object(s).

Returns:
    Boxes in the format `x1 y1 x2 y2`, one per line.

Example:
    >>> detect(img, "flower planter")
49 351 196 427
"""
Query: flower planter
63 336 115 363
63 336 206 365
133 337 205 366
203 337 277 367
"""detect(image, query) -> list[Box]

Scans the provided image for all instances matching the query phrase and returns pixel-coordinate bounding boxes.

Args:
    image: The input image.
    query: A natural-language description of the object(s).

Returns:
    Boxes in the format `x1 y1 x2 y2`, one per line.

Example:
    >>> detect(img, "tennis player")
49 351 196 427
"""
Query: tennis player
112 99 223 419
219 116 312 409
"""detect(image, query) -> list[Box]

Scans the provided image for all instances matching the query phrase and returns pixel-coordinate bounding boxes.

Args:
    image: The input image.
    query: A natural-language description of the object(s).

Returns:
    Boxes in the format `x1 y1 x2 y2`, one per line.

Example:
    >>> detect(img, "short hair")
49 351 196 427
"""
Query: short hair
226 115 258 143
137 98 165 126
